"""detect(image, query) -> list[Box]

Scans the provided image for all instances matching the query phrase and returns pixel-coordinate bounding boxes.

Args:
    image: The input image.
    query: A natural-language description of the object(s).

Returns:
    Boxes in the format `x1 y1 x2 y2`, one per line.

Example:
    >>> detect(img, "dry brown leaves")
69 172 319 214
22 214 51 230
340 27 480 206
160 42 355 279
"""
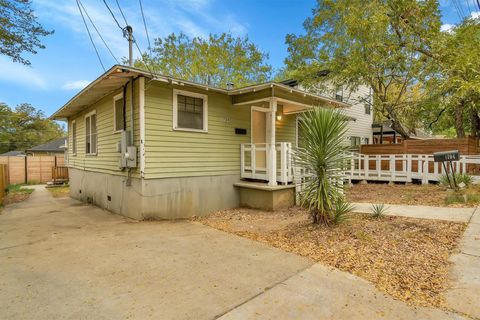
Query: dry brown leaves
196 208 466 308
3 192 31 205
346 183 478 207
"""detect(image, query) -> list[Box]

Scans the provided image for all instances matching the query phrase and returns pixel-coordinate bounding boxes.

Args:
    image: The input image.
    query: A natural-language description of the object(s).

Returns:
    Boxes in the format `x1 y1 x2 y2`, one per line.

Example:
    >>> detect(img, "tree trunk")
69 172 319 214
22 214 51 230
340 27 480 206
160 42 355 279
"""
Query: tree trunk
455 100 465 138
390 119 410 140
470 108 480 138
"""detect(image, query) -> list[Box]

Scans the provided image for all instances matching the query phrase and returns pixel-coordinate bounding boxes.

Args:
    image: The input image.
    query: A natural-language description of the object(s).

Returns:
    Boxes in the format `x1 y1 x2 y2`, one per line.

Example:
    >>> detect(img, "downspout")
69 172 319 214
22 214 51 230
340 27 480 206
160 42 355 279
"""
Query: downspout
139 77 145 178
130 77 134 144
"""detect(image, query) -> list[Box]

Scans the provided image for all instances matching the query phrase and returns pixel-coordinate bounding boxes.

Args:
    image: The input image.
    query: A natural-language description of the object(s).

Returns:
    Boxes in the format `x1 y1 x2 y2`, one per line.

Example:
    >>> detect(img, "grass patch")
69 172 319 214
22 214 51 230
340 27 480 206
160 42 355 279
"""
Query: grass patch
445 192 480 205
47 186 70 198
197 207 466 308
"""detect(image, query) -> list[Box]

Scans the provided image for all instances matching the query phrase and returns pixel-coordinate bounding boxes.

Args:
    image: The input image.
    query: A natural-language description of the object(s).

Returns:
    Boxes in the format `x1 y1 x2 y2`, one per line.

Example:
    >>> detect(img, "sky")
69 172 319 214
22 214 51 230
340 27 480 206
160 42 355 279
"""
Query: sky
0 0 478 118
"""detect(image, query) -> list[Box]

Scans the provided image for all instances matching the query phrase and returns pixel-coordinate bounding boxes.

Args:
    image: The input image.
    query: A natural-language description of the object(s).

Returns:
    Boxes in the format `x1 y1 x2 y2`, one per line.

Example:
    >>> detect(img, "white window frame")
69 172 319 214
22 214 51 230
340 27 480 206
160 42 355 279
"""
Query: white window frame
172 89 208 133
113 92 124 133
85 110 97 156
71 119 77 156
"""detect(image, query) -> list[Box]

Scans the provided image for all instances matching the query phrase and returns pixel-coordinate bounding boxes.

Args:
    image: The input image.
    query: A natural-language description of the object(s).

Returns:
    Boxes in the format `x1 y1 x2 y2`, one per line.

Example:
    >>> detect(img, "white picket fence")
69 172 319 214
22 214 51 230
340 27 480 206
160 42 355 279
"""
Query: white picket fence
346 153 480 184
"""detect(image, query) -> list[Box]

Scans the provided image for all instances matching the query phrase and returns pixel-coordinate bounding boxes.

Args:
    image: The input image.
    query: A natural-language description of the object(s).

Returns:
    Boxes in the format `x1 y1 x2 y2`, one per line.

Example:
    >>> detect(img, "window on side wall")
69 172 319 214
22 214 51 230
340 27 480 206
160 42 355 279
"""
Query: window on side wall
364 104 371 115
85 111 97 155
350 136 361 149
72 120 77 155
335 86 343 102
114 93 124 132
173 89 208 132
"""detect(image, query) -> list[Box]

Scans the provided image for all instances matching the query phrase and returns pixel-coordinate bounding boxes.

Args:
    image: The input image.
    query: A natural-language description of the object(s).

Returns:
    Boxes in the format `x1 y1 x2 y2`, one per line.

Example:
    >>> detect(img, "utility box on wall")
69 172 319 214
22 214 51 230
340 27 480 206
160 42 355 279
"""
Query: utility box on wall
118 131 137 168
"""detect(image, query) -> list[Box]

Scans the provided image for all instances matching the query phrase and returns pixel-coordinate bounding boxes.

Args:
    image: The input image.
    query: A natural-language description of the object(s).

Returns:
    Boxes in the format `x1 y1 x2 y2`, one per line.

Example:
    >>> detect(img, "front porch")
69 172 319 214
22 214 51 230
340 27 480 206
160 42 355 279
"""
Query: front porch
229 85 348 210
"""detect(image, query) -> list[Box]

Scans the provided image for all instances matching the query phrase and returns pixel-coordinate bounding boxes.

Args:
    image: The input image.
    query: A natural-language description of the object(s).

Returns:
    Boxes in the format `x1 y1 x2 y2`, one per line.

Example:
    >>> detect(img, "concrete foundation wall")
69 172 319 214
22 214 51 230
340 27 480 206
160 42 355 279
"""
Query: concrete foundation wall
69 168 240 220
237 185 295 211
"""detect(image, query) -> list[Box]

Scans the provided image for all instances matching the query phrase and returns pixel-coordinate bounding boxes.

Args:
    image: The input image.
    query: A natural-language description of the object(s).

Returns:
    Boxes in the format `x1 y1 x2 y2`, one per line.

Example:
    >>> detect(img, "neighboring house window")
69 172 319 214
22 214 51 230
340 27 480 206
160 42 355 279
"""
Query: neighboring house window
362 137 369 144
364 104 371 115
335 86 343 102
72 120 77 155
350 136 361 148
85 111 97 155
113 93 124 132
173 89 208 132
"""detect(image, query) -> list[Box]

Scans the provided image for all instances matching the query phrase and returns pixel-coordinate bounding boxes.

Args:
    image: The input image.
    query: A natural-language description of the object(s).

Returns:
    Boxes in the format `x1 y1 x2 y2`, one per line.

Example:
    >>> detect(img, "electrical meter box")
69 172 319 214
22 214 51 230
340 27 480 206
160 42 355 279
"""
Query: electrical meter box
118 131 137 168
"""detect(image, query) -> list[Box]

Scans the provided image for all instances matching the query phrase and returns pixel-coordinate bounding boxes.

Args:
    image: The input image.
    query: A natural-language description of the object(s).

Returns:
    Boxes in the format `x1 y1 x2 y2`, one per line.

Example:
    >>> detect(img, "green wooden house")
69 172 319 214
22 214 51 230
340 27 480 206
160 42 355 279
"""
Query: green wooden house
51 65 348 219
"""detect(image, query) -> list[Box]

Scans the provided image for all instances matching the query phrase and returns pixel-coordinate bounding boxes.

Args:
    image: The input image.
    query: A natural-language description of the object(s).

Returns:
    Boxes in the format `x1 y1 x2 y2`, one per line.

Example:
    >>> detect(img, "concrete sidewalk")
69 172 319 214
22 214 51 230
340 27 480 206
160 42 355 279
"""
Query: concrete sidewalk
220 264 464 320
352 202 475 222
445 207 480 319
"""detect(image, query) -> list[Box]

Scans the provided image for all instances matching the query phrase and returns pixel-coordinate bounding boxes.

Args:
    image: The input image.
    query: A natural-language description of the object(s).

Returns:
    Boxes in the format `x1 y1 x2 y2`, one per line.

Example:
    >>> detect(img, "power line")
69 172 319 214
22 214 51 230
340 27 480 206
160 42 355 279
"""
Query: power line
115 0 129 26
476 0 480 11
76 0 105 71
138 0 152 56
102 0 123 30
78 0 119 64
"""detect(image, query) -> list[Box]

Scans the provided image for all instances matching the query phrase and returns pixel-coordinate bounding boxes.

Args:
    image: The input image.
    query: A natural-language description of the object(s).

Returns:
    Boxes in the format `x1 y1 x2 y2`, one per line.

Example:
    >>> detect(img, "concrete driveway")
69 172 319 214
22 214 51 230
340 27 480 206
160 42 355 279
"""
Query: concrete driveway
0 186 466 319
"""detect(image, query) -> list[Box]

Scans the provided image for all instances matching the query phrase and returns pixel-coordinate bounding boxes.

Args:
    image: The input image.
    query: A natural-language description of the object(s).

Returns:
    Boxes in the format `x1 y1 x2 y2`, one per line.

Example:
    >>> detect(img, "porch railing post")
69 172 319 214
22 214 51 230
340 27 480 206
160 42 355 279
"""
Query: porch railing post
268 97 277 186
240 144 245 178
251 144 256 177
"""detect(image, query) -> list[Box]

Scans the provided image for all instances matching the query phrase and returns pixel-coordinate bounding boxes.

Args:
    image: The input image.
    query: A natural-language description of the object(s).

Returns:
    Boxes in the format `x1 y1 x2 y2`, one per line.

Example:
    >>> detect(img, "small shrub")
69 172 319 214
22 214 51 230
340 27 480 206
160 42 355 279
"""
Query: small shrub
370 203 388 218
439 173 472 187
331 198 354 224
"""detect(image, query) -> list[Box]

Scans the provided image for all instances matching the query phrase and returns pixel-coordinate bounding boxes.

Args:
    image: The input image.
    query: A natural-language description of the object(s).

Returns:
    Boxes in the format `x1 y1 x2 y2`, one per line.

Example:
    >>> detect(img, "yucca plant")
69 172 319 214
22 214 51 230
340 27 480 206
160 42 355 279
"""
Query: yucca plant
295 108 352 225
370 203 388 218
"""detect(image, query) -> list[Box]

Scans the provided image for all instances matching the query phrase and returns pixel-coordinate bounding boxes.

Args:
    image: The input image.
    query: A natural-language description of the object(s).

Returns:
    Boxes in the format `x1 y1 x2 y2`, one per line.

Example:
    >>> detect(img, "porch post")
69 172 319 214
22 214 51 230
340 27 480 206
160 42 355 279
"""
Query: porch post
268 97 277 186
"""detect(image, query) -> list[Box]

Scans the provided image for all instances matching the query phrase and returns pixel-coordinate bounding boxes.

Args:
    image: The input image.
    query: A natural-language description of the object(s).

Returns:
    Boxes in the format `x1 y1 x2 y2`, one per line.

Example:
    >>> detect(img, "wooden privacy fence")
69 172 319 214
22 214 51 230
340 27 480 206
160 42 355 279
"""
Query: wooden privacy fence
346 153 480 183
0 156 66 184
0 164 6 205
360 137 480 155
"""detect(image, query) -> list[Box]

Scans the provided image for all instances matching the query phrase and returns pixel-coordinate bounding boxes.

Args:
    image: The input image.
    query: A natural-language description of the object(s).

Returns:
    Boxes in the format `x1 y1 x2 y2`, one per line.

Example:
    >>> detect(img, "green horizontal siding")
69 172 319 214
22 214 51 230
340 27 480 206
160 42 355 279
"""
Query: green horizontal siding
67 80 140 176
144 82 251 179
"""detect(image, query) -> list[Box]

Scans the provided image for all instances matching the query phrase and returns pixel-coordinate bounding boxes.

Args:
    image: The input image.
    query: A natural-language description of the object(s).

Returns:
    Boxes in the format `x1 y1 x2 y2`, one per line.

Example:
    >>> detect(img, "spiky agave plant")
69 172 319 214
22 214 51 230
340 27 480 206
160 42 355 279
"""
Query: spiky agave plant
295 108 352 225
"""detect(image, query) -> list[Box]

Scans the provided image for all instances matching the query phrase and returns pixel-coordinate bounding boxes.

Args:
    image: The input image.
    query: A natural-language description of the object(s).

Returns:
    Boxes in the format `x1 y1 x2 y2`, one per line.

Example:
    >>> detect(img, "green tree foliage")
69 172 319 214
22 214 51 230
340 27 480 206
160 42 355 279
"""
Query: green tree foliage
285 0 441 138
424 18 480 138
295 108 353 225
0 0 53 65
134 33 272 88
0 103 65 154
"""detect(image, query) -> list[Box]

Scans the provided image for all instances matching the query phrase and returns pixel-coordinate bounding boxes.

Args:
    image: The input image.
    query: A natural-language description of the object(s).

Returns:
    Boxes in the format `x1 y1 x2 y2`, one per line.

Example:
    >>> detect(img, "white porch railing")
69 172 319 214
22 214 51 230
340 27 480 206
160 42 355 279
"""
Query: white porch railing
240 142 293 184
346 153 480 183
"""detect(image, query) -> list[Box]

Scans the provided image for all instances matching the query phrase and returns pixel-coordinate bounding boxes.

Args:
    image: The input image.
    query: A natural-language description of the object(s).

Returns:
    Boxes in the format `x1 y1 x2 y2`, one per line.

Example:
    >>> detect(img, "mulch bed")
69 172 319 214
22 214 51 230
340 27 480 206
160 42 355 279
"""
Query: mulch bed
346 182 479 207
196 207 466 308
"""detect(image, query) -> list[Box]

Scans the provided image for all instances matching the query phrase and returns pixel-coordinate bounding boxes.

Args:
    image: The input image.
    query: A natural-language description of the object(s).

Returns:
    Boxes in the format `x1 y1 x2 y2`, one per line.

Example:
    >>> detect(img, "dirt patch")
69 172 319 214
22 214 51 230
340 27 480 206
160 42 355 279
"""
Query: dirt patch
346 182 480 207
2 186 34 207
46 186 70 198
196 207 466 308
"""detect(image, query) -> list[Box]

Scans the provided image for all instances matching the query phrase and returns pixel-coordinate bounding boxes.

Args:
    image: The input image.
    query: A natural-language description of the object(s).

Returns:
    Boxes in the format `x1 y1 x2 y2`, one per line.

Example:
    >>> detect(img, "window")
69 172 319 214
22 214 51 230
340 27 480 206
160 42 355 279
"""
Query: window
350 136 361 148
335 86 343 102
85 111 97 155
173 89 208 132
113 93 124 132
72 120 77 155
364 104 371 115
362 137 369 144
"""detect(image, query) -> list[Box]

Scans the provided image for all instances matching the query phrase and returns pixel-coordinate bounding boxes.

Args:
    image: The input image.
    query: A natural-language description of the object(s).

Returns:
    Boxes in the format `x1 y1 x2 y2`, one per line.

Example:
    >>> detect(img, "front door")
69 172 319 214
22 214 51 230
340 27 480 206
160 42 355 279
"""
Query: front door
251 108 268 171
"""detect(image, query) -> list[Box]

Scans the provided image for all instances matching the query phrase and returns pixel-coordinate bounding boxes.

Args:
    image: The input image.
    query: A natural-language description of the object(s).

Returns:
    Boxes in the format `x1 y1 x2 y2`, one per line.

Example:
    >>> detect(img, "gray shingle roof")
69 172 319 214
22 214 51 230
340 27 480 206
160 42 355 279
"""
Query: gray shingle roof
26 138 67 152
0 150 25 156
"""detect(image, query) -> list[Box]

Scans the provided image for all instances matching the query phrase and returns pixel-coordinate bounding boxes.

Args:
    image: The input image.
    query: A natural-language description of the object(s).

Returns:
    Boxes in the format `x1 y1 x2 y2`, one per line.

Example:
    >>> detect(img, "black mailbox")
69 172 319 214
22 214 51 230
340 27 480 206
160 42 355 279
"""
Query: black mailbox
433 150 460 162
